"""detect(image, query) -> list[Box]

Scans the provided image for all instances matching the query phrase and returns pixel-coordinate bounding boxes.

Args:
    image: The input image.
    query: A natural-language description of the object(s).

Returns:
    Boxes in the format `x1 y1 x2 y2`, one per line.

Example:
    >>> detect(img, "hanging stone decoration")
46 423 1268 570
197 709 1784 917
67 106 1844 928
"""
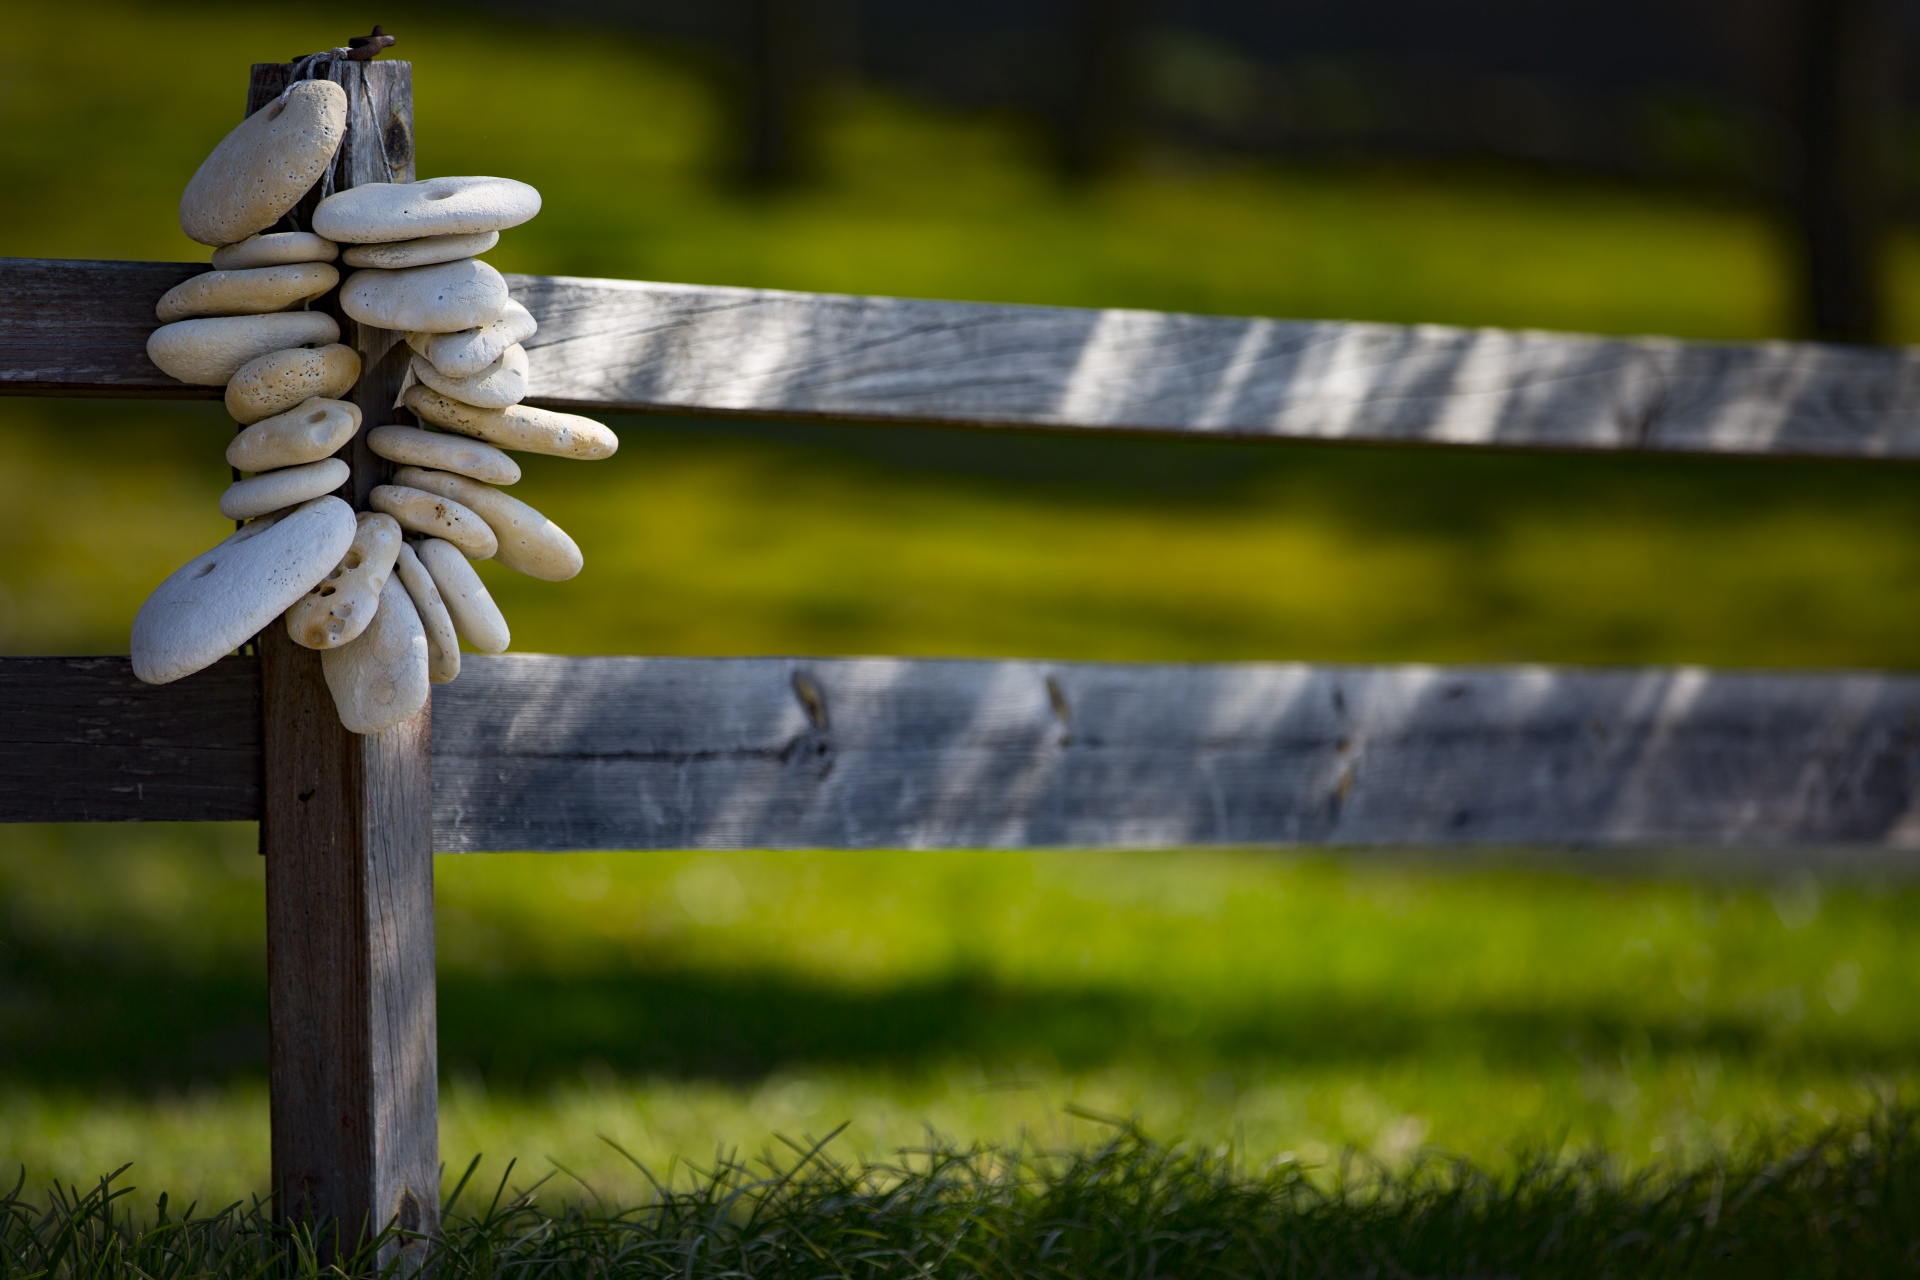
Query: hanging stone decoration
132 53 619 735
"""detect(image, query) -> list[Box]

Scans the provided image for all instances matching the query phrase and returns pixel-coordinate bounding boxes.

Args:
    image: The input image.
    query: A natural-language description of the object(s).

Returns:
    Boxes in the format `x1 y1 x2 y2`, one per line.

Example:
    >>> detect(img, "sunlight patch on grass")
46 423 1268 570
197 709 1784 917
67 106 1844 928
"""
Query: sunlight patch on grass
5 828 1920 1202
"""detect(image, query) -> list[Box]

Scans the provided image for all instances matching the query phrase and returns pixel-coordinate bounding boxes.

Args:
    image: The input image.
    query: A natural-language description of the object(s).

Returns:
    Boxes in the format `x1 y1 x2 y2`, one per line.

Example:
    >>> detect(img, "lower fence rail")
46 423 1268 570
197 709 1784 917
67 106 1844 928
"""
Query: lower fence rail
6 653 1920 851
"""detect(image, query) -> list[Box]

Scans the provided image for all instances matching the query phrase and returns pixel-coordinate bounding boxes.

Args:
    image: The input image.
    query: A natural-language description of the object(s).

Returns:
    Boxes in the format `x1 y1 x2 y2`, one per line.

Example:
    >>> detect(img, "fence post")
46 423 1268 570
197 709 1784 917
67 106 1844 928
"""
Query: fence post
1786 0 1898 343
246 60 439 1262
1054 0 1142 180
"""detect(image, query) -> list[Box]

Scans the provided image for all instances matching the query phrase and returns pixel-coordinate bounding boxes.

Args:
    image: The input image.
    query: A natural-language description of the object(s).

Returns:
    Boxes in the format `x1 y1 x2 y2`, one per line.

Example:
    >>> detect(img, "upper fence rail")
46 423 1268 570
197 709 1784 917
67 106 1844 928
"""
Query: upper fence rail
7 257 1920 459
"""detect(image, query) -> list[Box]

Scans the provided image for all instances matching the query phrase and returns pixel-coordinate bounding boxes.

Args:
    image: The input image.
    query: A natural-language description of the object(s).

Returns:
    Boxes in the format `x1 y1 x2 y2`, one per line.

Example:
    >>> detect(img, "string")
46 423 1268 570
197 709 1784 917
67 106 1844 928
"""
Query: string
281 48 399 206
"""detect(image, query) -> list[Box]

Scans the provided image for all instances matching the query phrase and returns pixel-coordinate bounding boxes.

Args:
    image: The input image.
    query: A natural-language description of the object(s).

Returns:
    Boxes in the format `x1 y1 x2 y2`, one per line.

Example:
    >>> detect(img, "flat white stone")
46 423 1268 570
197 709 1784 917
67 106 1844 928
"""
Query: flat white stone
406 298 536 378
342 230 498 270
394 541 460 684
370 483 498 558
403 386 619 459
411 344 527 409
181 81 347 247
131 496 354 685
313 176 541 243
156 263 338 322
227 397 361 471
285 512 403 650
211 232 339 270
415 537 509 653
226 344 360 425
340 259 509 334
146 312 338 386
219 457 348 520
322 572 430 735
367 424 519 484
395 466 583 581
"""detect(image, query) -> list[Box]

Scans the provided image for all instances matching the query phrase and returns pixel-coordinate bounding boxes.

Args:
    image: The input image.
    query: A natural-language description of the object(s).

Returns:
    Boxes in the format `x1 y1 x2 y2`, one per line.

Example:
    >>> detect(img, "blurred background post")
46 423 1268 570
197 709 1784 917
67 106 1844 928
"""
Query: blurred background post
1784 0 1898 341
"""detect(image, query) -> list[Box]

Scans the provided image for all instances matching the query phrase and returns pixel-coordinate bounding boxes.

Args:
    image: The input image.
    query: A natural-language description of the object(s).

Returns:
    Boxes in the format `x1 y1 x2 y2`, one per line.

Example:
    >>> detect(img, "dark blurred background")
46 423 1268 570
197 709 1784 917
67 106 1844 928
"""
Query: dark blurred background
516 0 1910 343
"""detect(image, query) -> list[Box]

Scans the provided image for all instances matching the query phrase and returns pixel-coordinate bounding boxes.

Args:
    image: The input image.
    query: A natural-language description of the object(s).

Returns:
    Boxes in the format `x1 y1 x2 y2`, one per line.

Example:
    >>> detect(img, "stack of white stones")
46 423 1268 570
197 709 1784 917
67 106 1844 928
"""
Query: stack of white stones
131 76 618 735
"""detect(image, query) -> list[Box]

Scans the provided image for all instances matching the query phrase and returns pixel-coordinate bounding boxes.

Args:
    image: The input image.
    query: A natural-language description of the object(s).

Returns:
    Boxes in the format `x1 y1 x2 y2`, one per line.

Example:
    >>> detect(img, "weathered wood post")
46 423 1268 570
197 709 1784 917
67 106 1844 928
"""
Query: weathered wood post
246 59 439 1258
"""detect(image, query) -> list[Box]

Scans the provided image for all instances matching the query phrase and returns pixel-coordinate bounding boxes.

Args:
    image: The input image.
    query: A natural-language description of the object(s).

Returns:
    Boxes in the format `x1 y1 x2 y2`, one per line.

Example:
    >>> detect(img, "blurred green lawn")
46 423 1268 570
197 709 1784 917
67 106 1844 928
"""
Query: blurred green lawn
5 0 1920 1204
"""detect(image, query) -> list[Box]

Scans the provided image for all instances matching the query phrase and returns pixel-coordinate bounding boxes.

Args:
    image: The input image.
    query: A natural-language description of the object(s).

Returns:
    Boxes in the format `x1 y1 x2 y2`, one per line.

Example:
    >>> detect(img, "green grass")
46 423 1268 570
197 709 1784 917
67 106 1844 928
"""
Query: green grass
9 1112 1920 1279
7 825 1920 1205
0 0 1825 340
12 402 1920 671
6 0 1920 1236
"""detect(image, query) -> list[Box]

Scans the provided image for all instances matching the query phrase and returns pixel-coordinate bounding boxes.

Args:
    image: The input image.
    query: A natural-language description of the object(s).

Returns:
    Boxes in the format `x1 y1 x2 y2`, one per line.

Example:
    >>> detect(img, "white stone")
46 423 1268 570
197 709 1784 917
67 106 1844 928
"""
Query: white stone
367 425 519 484
394 541 460 684
321 572 430 734
411 344 527 409
226 344 360 425
414 537 509 653
156 263 337 322
370 484 499 558
340 259 509 334
180 81 348 247
313 176 541 243
342 230 498 269
227 397 361 471
403 386 619 460
130 496 354 684
406 299 536 378
146 312 338 386
211 232 339 270
219 457 348 520
285 512 403 650
394 467 583 580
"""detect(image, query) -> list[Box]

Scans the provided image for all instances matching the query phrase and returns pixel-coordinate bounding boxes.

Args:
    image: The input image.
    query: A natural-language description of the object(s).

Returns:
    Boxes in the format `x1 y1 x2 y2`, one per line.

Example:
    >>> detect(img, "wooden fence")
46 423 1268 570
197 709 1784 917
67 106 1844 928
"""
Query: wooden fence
5 52 1920 1265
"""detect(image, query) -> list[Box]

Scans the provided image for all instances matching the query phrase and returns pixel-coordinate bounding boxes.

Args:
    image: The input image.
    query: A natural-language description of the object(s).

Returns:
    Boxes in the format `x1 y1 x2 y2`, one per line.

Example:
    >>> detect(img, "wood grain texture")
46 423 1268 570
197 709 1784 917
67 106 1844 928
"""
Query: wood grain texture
505 276 1920 458
432 655 1920 853
0 656 257 821
0 258 212 397
14 256 1920 459
260 629 436 1255
11 653 1920 851
248 60 437 1262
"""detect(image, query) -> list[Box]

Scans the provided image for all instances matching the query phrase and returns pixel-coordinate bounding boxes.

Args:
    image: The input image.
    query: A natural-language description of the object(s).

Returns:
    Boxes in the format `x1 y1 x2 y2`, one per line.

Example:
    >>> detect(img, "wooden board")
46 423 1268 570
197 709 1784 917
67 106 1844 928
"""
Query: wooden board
0 259 209 397
12 258 1920 460
14 653 1920 852
0 656 258 821
432 655 1920 852
246 60 438 1263
508 276 1920 457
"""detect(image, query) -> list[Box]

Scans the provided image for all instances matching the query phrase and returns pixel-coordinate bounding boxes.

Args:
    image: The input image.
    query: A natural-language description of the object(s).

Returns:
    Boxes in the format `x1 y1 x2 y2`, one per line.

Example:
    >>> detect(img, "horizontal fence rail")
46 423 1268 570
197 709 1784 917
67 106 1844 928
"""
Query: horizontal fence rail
9 257 1920 458
0 656 261 821
7 654 1920 850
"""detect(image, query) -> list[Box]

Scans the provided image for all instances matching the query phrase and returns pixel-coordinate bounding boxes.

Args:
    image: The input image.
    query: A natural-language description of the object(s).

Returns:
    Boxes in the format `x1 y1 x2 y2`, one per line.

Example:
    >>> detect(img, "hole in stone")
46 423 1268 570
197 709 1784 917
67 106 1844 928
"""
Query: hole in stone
318 585 336 598
192 560 218 579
